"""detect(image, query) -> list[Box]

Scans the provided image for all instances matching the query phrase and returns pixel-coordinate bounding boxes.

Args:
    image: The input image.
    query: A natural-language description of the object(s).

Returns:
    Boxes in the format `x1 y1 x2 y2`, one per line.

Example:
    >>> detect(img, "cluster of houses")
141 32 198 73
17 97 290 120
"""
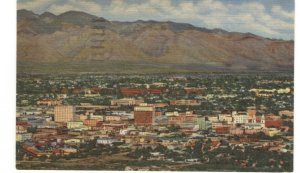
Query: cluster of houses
16 100 293 159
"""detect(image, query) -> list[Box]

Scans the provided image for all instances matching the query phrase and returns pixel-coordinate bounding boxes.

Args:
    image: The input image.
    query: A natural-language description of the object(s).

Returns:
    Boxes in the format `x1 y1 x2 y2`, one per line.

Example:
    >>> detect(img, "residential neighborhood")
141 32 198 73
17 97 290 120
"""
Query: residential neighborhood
16 73 293 171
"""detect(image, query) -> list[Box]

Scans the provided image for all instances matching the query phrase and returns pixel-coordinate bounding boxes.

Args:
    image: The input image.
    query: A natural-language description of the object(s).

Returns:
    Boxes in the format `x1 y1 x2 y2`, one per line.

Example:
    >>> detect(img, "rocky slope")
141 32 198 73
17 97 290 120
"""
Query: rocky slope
17 9 294 73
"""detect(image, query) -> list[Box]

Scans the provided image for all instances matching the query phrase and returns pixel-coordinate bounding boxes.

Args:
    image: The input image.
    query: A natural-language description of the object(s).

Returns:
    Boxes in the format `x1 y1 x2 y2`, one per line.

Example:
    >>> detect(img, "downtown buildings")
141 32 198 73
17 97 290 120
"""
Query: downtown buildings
16 73 294 171
54 106 75 122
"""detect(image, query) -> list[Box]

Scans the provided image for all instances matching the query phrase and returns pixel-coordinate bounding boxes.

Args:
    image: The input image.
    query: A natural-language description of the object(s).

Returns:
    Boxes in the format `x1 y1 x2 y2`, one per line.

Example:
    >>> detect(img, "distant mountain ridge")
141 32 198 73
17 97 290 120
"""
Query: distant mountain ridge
17 9 294 73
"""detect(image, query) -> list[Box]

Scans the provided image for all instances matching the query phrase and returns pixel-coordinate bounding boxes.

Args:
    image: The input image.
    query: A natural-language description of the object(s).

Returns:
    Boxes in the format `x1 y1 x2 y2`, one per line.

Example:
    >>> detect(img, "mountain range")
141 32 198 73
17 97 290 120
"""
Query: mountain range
17 9 294 74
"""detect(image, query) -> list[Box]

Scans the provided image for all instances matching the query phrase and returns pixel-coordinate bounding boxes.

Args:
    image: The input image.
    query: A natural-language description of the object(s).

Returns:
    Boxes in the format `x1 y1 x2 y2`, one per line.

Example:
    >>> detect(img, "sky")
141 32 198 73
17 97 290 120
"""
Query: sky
17 0 294 40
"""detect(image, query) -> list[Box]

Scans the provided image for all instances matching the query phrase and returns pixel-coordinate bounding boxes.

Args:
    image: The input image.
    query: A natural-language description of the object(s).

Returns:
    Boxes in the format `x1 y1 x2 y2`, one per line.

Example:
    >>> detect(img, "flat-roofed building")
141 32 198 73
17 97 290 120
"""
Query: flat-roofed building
233 111 248 124
247 107 257 123
184 87 206 94
208 116 219 122
105 115 121 122
278 110 293 118
37 99 63 106
16 133 32 142
134 105 155 126
196 117 212 130
170 99 200 106
167 111 196 125
67 121 84 129
111 98 144 106
84 119 101 127
54 106 74 123
265 114 282 128
277 88 291 94
218 110 233 123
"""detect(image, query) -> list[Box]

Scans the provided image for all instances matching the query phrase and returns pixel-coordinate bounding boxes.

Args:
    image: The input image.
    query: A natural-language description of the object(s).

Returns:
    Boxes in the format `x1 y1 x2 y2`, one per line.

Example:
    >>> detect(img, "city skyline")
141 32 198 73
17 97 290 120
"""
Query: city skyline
16 73 294 171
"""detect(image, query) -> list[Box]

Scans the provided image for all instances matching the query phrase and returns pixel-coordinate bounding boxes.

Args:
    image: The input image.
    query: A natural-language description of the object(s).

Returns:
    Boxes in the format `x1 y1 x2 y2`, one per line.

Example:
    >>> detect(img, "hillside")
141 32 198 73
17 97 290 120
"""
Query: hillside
17 9 294 74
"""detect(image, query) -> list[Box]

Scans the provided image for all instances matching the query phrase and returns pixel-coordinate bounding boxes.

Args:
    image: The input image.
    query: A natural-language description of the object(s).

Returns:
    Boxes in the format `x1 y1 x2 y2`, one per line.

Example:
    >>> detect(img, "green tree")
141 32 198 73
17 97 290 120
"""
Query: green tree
38 155 48 161
49 155 60 162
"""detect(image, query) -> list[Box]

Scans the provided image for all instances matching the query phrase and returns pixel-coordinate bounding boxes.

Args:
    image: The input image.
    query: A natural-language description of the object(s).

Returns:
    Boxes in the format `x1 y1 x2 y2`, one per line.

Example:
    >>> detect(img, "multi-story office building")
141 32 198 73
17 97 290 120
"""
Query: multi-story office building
134 104 155 126
54 106 74 123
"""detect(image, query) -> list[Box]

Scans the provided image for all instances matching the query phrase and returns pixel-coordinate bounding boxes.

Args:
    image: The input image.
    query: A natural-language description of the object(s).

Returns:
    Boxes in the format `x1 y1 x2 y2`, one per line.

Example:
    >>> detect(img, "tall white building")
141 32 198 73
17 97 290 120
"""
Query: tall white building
232 111 248 124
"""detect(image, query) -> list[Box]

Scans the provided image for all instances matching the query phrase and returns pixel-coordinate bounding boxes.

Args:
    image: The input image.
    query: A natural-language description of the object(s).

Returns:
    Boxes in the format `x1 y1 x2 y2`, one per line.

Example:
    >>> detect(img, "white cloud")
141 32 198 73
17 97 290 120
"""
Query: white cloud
18 0 102 16
47 4 81 15
197 0 228 13
17 0 54 12
179 1 197 13
109 0 162 16
47 0 102 15
272 5 294 20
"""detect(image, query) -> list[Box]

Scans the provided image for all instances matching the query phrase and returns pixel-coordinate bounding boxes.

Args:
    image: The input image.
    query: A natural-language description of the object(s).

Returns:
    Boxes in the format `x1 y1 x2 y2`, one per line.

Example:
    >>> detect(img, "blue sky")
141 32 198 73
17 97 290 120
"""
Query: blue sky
17 0 294 40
